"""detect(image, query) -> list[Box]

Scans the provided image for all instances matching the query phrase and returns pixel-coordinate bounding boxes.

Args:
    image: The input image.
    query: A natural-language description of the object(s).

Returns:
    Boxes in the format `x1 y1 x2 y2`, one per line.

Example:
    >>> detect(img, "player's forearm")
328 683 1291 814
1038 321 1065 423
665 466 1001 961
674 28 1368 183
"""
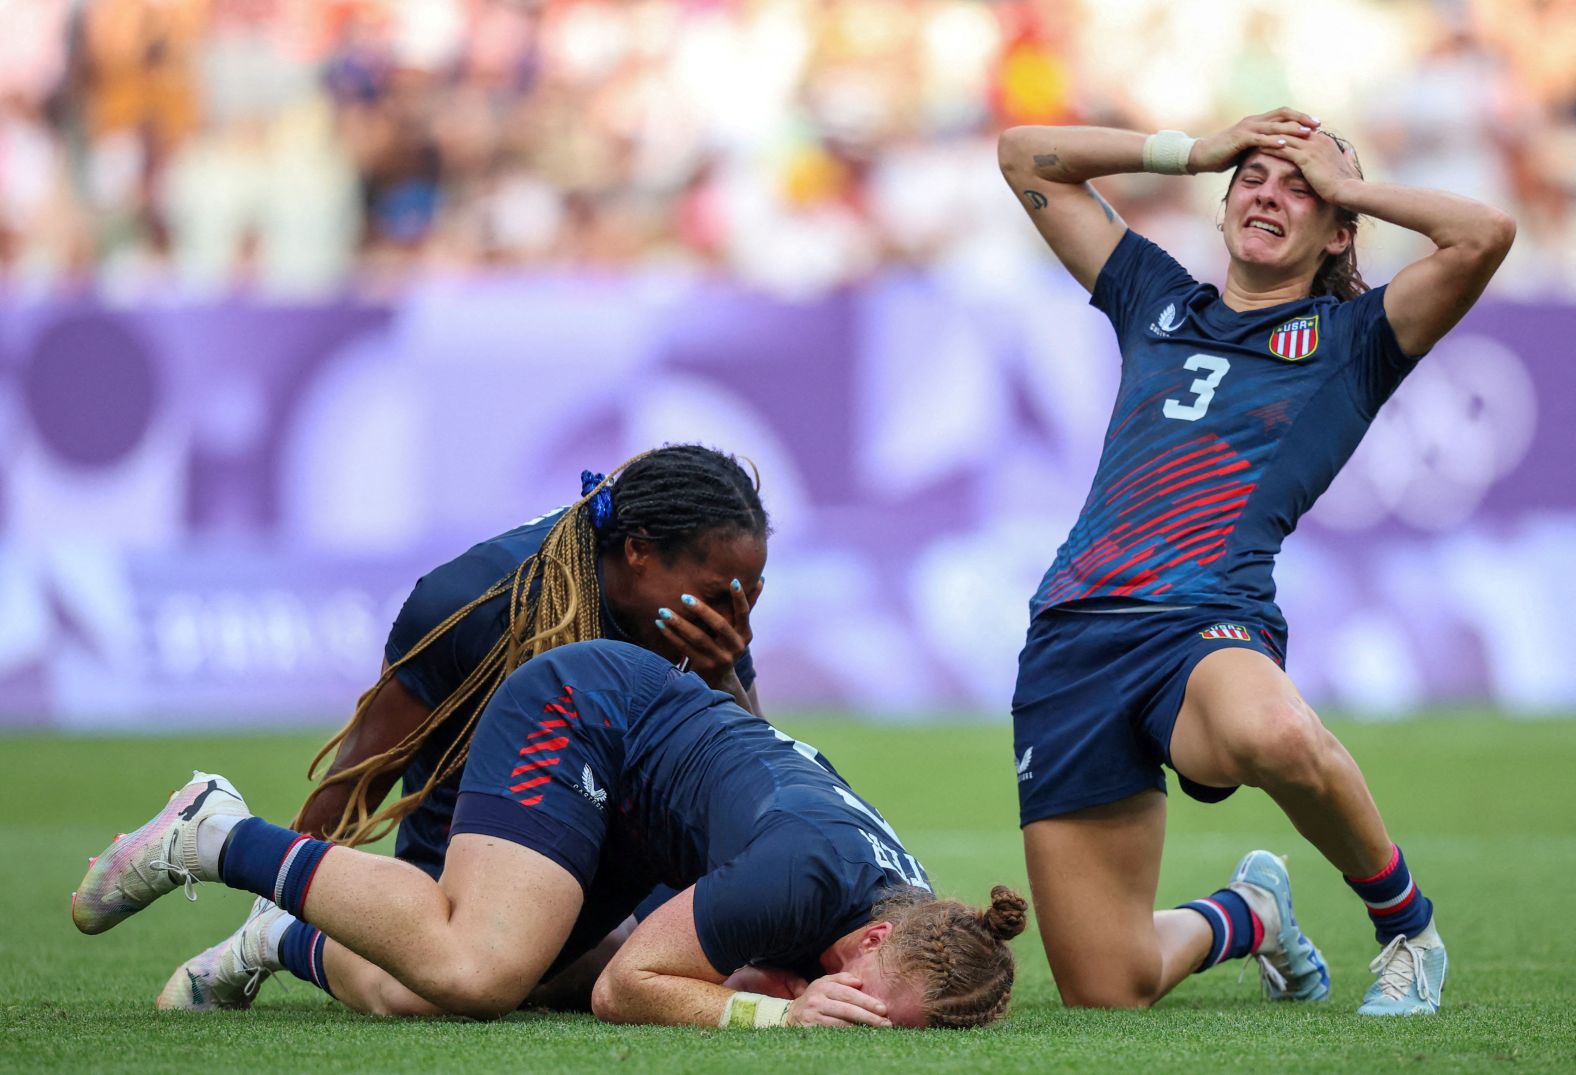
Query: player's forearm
294 752 403 839
1330 177 1515 260
998 125 1149 185
294 674 432 837
591 968 738 1027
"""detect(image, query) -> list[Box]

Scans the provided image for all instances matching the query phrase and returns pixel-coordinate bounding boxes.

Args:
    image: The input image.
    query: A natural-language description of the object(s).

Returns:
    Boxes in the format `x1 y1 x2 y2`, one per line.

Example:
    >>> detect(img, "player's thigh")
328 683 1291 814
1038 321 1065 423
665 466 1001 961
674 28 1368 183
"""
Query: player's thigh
432 833 585 1010
1170 646 1322 789
1022 789 1167 1006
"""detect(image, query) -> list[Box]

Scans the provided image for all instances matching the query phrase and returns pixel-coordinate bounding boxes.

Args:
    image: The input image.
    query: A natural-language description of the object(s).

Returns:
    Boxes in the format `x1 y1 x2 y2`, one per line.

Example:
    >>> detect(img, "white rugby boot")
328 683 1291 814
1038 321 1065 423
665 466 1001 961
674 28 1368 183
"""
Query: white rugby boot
72 771 249 935
156 897 285 1011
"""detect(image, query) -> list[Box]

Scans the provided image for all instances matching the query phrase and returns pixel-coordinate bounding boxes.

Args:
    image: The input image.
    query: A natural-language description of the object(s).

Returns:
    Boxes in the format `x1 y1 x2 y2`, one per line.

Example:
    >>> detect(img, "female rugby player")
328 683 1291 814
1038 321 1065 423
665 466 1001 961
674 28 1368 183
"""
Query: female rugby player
158 444 774 1010
997 108 1514 1015
74 640 1028 1029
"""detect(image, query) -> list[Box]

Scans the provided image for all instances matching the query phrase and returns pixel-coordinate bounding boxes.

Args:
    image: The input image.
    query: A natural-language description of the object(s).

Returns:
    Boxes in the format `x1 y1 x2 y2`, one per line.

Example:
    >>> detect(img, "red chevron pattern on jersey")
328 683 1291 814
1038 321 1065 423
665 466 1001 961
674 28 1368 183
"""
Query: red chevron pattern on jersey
1038 433 1255 608
509 684 580 806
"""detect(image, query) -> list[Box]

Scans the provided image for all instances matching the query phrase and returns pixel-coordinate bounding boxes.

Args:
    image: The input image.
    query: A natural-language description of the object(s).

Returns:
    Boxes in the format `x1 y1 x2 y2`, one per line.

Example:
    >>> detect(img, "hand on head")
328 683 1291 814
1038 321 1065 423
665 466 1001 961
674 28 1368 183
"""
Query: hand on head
1263 128 1363 204
785 971 894 1028
1191 107 1321 174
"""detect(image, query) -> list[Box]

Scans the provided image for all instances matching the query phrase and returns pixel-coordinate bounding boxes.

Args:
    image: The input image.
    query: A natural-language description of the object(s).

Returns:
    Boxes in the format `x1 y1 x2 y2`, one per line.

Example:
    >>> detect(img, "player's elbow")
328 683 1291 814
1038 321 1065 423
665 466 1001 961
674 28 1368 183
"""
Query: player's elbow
1481 208 1517 258
589 965 639 1024
997 127 1034 180
1457 207 1517 264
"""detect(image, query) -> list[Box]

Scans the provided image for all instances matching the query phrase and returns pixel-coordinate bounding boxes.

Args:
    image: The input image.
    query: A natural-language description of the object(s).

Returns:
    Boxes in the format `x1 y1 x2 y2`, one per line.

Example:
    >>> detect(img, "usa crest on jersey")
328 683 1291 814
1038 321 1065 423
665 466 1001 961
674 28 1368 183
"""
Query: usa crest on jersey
1199 623 1252 641
1268 315 1319 360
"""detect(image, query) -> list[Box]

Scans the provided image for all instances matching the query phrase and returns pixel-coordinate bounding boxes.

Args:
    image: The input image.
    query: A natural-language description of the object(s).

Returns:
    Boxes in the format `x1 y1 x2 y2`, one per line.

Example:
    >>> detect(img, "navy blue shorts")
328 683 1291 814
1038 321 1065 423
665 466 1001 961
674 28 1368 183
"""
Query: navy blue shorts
1012 604 1288 825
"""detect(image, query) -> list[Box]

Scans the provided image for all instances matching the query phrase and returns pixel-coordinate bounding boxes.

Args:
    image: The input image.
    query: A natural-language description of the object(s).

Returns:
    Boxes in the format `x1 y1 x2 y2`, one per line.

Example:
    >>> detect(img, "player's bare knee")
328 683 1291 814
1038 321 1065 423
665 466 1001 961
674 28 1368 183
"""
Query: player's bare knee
1233 700 1328 791
1057 979 1159 1009
1051 959 1162 1009
423 961 529 1020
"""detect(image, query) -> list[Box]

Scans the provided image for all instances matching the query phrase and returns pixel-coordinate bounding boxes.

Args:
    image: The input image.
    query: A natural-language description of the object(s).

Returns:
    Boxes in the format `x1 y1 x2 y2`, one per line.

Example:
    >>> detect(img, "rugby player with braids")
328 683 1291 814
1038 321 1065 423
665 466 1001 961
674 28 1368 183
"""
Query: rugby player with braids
75 640 1030 1029
149 444 777 1011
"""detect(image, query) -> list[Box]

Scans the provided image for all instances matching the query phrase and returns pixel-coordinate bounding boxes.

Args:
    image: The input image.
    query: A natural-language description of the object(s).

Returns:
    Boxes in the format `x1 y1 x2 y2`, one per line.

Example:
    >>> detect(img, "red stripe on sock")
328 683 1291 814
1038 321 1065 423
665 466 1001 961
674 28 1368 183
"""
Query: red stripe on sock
308 929 325 989
1369 886 1418 916
297 846 332 913
1202 898 1232 964
1346 844 1400 885
1249 908 1265 954
277 834 308 872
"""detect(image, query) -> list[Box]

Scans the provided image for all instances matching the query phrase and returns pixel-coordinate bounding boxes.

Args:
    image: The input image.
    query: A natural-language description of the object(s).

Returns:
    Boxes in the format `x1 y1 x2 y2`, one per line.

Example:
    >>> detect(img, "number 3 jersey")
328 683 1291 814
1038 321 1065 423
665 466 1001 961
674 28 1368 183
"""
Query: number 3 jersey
1033 229 1422 628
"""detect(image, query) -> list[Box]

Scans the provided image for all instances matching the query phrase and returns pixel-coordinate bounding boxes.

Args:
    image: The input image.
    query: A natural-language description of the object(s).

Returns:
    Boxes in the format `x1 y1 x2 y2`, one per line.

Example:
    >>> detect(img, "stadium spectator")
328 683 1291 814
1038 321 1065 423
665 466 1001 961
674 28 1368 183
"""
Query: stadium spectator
0 0 1568 297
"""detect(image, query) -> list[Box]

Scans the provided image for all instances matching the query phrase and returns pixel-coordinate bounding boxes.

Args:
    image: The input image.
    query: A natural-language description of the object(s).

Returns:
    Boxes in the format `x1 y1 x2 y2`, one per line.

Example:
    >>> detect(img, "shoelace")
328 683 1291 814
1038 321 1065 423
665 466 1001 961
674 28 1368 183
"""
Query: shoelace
144 831 202 902
1369 934 1432 1003
1238 954 1289 998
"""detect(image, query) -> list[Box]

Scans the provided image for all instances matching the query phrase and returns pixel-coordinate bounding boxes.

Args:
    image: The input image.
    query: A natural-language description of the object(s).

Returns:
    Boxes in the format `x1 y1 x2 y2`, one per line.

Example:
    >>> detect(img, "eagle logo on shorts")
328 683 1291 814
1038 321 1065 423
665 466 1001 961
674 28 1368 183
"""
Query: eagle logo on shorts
1268 315 1319 360
1015 747 1033 783
580 766 607 809
1199 623 1252 641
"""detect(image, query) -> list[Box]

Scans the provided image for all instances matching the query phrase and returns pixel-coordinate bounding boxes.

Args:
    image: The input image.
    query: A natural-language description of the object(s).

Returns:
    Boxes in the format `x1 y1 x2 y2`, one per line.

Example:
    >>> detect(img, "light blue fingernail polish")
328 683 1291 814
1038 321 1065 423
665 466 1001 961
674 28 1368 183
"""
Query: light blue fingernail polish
654 619 667 631
730 578 742 592
658 607 673 619
680 594 696 607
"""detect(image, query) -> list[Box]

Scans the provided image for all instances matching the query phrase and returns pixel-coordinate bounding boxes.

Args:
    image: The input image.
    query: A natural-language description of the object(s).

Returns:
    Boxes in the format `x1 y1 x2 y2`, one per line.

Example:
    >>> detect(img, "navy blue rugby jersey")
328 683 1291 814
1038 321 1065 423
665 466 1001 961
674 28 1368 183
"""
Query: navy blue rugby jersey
1033 230 1422 628
383 509 757 872
494 640 932 980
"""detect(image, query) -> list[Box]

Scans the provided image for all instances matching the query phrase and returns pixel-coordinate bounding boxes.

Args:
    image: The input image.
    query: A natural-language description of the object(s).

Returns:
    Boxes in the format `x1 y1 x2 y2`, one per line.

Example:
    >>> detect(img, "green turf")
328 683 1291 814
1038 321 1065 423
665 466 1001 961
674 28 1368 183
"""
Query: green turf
2 715 1573 1073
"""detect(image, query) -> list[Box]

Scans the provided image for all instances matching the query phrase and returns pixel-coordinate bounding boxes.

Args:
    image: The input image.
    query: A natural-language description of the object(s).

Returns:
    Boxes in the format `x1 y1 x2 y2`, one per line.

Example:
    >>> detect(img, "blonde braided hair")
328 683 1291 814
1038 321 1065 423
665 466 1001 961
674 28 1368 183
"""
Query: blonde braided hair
292 452 654 845
873 884 1029 1029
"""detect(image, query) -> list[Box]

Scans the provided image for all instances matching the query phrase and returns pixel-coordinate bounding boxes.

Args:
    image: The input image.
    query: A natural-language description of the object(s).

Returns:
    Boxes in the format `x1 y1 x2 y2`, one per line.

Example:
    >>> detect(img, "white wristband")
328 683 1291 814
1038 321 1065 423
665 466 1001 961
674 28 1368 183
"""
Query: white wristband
720 991 791 1028
1143 130 1196 175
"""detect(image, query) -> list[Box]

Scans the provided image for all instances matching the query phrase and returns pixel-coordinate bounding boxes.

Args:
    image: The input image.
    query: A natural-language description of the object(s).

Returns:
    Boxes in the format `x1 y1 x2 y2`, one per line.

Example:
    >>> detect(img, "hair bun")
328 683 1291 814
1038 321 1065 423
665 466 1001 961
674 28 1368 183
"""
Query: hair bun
983 885 1028 941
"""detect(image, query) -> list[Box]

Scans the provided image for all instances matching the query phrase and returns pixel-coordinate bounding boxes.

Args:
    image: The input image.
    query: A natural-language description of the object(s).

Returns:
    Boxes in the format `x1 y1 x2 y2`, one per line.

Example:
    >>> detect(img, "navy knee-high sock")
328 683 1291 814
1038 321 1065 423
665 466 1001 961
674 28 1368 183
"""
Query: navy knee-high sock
277 919 334 997
1181 889 1263 971
218 817 334 919
1345 844 1433 943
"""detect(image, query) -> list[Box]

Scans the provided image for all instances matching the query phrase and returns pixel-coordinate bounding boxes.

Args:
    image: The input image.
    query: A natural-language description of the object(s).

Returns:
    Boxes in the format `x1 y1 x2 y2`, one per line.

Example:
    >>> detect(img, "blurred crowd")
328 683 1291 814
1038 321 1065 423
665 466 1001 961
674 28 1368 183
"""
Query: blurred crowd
0 0 1572 300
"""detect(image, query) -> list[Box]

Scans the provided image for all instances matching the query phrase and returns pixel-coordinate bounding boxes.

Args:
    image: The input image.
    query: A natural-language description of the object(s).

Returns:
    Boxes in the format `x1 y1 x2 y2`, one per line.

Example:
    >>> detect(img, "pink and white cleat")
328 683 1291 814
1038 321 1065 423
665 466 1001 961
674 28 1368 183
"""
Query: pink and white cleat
72 771 249 935
156 897 283 1011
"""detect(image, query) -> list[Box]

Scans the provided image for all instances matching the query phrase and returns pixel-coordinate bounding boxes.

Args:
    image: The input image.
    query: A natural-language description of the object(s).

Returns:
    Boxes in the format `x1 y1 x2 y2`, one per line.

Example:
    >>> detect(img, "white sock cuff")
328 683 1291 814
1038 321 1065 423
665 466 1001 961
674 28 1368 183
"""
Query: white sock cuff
194 813 246 878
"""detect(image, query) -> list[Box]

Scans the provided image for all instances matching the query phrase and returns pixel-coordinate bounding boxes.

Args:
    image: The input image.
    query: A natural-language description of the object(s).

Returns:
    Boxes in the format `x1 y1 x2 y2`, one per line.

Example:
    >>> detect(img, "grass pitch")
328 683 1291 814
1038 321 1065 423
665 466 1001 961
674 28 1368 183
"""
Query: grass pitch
2 715 1573 1073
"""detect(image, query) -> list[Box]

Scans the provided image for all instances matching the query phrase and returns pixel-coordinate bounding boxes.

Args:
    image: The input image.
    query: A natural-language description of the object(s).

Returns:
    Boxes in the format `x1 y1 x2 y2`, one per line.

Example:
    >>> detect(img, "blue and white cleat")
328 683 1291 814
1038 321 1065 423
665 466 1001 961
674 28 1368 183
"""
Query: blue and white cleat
156 896 283 1011
1358 918 1447 1016
1229 850 1331 1002
72 771 249 935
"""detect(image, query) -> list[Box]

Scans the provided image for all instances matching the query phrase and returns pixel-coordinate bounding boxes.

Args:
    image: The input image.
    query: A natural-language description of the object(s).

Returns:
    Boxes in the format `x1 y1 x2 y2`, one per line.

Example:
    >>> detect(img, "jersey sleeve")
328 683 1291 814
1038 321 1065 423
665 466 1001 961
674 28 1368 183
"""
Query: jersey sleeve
1336 285 1423 417
384 554 512 710
692 832 847 976
1089 229 1197 343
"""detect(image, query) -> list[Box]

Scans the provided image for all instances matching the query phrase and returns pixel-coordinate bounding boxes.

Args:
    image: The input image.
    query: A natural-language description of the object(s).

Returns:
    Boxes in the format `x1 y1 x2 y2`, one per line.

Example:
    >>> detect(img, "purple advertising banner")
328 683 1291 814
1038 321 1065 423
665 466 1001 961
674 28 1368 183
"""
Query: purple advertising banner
1 271 1572 728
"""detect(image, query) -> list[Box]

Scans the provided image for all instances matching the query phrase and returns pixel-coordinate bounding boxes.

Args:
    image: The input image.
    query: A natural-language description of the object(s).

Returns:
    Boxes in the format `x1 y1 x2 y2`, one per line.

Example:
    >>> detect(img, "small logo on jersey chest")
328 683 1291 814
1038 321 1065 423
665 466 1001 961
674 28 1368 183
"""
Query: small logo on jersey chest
1268 315 1319 360
1199 623 1252 641
1150 303 1185 336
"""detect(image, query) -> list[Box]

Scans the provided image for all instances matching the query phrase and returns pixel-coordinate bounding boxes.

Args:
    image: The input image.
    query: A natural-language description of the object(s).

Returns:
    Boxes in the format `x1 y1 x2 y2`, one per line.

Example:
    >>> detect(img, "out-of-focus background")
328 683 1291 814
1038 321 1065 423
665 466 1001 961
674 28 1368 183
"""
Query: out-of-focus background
1 0 1572 729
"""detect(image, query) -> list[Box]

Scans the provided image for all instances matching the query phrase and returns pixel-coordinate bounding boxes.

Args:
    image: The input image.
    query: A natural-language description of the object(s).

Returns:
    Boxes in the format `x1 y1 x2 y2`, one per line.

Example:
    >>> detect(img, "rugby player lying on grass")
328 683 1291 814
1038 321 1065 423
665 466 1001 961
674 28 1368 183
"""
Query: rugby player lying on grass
156 444 794 1012
74 640 1028 1029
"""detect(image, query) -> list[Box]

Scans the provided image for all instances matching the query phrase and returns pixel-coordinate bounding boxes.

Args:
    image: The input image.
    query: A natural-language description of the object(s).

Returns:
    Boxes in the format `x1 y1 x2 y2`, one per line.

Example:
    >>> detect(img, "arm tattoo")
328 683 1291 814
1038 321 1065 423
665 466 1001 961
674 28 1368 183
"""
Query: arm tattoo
1032 152 1062 174
1023 189 1048 211
1082 183 1116 223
